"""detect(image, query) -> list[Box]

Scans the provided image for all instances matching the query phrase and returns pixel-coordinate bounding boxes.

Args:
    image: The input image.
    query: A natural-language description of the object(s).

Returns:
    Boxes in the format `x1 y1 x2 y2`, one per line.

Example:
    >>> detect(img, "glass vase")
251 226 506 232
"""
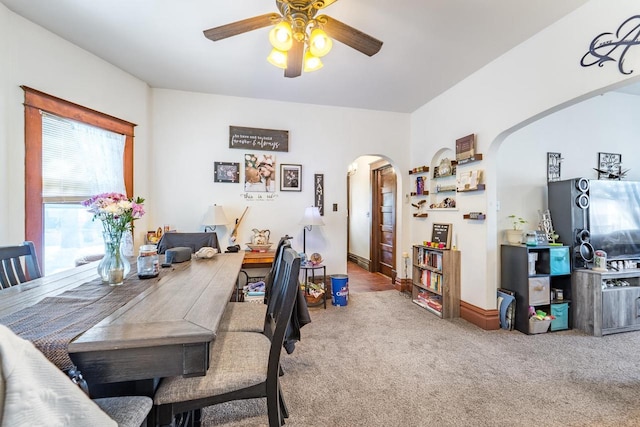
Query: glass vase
97 231 130 286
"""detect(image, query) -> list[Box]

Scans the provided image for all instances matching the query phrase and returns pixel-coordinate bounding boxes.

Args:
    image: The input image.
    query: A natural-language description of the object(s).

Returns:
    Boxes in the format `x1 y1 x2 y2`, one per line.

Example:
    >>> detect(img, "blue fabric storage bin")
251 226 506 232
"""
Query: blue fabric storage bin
550 247 570 275
550 302 569 331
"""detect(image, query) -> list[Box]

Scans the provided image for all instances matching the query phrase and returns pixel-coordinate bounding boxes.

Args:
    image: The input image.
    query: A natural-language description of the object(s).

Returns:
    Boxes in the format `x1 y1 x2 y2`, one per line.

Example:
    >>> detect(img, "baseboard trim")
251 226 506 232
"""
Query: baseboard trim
347 253 370 271
396 278 411 293
460 300 500 330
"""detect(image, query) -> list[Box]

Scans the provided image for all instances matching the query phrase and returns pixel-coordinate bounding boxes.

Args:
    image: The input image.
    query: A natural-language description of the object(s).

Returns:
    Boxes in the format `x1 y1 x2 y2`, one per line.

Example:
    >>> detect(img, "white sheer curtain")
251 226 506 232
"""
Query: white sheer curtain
41 112 127 274
42 112 125 202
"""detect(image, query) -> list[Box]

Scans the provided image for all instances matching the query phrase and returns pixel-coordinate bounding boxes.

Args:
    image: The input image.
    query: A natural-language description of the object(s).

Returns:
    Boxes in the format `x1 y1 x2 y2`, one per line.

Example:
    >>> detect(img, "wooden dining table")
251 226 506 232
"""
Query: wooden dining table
0 252 244 396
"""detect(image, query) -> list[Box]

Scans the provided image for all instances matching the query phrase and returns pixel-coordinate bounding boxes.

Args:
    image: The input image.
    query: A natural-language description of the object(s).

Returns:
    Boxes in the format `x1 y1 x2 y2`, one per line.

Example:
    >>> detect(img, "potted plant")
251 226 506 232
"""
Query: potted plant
506 215 527 244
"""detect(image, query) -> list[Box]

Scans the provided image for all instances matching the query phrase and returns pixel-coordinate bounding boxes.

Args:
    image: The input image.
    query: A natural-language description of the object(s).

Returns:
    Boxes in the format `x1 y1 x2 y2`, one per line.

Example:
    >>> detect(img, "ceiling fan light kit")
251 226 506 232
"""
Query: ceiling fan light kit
203 0 383 78
267 48 289 69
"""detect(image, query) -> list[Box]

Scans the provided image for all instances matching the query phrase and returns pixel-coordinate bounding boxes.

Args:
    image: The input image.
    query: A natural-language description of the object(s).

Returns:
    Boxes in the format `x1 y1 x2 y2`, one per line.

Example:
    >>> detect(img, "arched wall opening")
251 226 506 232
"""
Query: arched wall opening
347 154 405 283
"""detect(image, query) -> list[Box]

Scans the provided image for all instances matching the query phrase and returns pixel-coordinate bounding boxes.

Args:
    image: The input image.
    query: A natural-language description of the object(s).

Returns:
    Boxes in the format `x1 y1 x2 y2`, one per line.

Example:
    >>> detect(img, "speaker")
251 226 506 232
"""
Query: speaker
548 178 591 269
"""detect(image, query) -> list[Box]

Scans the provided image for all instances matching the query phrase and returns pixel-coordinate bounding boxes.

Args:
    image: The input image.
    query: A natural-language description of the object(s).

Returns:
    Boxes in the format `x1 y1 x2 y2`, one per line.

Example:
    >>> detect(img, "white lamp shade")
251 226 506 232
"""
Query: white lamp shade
204 205 229 227
299 206 324 226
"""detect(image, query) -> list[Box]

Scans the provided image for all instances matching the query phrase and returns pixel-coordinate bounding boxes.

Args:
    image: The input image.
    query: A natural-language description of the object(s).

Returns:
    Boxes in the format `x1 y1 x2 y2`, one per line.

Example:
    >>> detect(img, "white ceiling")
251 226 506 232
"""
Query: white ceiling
1 0 590 113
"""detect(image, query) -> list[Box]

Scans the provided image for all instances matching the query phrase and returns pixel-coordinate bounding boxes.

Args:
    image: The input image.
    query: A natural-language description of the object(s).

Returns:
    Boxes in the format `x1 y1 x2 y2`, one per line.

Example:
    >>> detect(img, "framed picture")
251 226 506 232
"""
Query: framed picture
456 133 476 161
244 153 276 192
597 152 622 180
280 164 302 191
214 162 240 183
431 223 452 249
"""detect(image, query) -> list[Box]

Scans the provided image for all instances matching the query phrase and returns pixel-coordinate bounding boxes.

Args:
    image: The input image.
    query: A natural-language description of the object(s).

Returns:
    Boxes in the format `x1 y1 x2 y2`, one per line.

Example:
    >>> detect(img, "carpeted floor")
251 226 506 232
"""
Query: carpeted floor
201 290 640 426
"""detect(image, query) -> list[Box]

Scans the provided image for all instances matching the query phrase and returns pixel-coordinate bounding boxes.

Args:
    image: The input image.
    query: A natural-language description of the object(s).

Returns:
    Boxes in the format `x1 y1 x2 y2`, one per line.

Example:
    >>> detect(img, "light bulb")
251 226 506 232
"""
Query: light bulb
309 28 332 57
269 21 293 52
303 51 323 72
267 48 288 69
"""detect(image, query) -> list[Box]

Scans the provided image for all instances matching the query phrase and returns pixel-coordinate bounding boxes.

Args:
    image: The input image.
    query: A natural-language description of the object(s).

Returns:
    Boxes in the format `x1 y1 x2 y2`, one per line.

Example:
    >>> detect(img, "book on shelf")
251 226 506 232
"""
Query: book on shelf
416 176 424 195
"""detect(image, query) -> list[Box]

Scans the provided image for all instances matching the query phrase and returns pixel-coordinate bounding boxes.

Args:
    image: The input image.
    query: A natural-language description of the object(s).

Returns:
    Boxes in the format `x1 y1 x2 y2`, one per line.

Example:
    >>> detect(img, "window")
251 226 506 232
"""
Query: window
23 86 135 274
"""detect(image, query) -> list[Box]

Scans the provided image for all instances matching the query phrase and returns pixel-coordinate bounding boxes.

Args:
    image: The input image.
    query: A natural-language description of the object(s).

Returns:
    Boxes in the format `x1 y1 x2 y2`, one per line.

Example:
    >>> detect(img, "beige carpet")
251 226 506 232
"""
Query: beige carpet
201 290 640 426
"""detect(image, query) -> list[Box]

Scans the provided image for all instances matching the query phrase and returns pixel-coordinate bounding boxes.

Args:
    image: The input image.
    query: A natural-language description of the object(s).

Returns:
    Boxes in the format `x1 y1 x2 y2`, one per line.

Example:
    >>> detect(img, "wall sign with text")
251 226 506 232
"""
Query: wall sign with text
229 126 289 152
314 174 324 216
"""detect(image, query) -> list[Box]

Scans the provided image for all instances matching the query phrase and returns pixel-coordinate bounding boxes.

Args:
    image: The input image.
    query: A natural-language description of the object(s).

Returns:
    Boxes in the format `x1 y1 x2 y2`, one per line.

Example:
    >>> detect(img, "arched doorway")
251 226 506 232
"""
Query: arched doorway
346 155 400 284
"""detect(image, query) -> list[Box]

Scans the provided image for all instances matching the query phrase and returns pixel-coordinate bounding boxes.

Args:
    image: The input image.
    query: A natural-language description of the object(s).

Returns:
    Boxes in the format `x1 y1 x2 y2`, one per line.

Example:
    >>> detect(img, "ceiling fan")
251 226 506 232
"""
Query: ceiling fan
203 0 383 78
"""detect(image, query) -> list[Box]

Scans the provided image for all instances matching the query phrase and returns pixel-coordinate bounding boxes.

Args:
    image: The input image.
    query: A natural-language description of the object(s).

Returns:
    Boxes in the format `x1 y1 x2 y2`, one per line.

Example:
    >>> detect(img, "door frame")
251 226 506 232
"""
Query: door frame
369 159 396 277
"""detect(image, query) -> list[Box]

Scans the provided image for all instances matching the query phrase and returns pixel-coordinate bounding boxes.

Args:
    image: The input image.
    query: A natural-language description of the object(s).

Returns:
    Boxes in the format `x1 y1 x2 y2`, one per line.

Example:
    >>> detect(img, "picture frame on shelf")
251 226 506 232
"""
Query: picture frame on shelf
456 134 476 161
431 223 452 249
214 162 240 183
280 164 302 191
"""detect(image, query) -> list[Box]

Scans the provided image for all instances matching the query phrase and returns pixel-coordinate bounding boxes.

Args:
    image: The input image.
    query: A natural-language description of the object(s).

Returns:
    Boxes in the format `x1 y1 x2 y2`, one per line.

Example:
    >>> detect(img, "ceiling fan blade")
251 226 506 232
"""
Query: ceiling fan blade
203 13 279 41
285 39 304 78
319 15 383 57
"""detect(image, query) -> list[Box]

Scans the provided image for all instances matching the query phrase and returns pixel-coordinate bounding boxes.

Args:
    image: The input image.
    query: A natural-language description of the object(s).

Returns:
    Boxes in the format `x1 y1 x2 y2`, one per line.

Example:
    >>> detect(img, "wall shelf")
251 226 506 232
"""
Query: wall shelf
456 154 483 165
409 166 430 175
410 192 430 196
457 184 486 192
463 213 486 220
413 213 429 218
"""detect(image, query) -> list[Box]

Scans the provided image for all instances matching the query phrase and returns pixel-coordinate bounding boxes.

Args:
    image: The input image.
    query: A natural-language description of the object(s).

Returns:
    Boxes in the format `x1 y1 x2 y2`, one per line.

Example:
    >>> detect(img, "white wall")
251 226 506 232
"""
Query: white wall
498 92 640 238
0 4 152 244
150 89 409 275
409 0 640 310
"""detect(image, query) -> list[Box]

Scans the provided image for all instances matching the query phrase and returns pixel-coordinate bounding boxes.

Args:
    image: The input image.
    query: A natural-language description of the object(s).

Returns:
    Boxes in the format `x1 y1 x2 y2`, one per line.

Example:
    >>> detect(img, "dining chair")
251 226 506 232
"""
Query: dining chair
219 236 292 334
156 232 219 254
0 324 152 427
0 241 42 289
152 247 302 427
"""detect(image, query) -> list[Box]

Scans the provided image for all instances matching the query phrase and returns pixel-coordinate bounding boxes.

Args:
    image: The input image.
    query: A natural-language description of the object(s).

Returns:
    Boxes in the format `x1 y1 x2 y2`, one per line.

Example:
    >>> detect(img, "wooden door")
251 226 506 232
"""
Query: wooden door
371 163 396 278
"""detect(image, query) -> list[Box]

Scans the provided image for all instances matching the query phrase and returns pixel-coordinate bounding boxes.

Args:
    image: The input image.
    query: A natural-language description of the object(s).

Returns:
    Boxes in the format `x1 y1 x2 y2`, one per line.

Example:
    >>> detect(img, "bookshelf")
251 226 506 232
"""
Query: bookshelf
411 245 461 318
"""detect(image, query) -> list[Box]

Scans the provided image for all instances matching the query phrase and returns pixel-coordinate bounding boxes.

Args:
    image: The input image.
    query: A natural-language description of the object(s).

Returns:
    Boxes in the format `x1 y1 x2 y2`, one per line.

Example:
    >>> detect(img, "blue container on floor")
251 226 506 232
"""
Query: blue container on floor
331 274 349 307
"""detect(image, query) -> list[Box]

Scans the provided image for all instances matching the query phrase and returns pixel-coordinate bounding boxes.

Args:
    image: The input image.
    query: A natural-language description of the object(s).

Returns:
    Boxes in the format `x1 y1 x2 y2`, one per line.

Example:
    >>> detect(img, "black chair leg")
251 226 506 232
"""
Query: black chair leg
279 385 289 419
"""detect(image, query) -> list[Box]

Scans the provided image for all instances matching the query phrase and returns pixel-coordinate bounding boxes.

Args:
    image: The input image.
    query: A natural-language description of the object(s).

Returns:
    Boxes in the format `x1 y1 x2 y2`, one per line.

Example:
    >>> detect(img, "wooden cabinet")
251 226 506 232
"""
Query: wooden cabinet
500 244 571 334
411 245 460 318
572 269 640 336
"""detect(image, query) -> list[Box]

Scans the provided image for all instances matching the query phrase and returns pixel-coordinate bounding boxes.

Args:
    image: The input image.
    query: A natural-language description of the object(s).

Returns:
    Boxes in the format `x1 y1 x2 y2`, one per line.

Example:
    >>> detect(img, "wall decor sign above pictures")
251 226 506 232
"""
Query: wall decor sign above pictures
214 162 240 183
580 15 640 75
229 126 289 152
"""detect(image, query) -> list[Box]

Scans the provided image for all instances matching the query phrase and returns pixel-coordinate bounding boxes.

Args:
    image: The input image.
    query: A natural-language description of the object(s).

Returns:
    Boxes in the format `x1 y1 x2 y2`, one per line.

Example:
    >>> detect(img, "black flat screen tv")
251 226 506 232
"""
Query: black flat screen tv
588 180 640 261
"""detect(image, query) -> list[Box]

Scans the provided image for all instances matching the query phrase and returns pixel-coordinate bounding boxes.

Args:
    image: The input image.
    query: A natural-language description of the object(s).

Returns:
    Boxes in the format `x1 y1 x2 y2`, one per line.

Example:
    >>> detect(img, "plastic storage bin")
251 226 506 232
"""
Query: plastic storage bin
550 247 570 275
550 302 569 331
529 318 551 334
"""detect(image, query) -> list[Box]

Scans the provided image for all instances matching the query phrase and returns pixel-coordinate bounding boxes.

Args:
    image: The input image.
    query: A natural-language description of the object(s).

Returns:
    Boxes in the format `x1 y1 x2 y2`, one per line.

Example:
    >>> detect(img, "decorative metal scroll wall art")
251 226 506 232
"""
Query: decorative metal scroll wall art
596 152 623 180
547 152 562 183
581 15 640 75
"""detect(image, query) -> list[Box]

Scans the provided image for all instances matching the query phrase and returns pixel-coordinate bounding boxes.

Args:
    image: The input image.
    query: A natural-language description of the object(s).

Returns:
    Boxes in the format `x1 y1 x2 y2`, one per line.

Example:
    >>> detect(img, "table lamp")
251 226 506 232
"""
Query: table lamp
203 205 229 232
299 206 324 254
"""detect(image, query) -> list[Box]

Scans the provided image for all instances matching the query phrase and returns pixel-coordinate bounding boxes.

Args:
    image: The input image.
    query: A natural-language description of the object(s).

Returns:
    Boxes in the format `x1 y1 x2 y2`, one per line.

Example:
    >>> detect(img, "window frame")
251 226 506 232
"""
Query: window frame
23 86 136 269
